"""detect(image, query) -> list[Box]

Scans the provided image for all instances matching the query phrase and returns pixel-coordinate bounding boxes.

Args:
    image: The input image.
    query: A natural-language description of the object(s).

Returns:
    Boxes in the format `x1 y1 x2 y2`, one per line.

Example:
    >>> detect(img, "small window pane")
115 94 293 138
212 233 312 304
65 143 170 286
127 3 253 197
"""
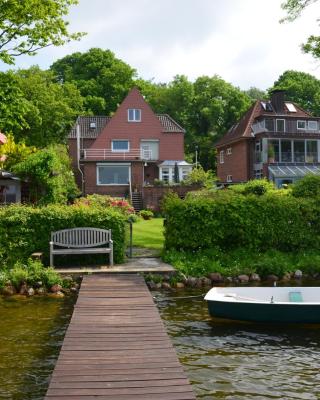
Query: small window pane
276 119 285 132
281 140 292 162
293 140 305 162
306 140 318 163
265 119 274 131
98 165 129 185
220 151 224 164
112 140 129 151
128 109 141 121
161 168 170 183
308 121 318 130
297 120 306 129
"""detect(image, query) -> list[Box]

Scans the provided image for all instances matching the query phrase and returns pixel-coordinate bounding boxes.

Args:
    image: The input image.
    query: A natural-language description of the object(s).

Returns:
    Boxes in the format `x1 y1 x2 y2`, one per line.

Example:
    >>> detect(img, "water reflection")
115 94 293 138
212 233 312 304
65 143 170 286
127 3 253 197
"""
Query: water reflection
156 289 320 400
0 296 75 400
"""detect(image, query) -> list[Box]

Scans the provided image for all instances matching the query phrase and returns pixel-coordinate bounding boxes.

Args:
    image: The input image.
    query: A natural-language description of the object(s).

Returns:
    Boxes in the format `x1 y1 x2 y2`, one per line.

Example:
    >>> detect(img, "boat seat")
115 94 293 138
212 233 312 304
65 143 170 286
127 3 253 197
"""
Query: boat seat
288 291 303 302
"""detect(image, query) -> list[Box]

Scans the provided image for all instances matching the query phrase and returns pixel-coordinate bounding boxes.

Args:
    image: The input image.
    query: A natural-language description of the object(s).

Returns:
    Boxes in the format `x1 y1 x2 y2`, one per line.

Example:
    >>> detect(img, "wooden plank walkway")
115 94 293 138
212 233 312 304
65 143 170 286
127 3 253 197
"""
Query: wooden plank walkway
45 274 196 400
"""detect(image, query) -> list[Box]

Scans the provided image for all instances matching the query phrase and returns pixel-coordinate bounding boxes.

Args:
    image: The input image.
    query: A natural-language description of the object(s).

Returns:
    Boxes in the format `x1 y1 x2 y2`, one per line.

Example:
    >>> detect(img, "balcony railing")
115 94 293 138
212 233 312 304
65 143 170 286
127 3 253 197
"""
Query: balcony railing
82 148 155 161
268 151 318 163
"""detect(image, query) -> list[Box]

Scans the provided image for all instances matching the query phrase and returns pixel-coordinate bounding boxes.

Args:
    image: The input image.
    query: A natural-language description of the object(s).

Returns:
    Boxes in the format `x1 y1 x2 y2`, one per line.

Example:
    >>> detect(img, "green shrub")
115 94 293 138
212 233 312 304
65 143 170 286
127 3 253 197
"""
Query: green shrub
10 263 29 290
41 267 62 287
291 175 320 198
0 204 127 265
0 271 9 289
162 191 320 253
139 210 154 220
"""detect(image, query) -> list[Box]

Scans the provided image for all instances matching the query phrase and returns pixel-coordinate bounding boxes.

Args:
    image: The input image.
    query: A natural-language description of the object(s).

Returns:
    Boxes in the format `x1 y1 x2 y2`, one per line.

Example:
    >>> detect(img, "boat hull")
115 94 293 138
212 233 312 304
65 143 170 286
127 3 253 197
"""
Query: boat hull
207 300 320 323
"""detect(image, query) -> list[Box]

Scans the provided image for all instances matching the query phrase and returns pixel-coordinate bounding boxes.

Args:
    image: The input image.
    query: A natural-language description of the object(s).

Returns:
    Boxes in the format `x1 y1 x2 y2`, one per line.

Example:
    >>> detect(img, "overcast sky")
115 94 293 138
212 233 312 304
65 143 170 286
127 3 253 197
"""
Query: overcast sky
2 0 320 90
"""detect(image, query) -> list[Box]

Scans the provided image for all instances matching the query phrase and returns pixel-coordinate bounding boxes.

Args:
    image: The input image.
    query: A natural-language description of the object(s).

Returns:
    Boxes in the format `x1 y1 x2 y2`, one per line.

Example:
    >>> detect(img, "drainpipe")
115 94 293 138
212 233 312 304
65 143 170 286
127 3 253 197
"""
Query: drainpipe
76 123 85 195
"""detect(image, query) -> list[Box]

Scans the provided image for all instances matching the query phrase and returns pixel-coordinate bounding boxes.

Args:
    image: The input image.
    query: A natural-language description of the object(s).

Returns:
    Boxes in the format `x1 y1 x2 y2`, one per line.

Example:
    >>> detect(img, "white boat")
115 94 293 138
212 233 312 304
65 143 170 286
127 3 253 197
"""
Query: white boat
204 286 320 323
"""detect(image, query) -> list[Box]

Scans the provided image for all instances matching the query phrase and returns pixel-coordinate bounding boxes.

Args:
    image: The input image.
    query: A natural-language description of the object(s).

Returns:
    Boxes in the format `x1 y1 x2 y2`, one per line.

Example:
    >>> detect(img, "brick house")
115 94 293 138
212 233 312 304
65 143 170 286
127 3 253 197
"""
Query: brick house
68 87 192 208
215 90 320 187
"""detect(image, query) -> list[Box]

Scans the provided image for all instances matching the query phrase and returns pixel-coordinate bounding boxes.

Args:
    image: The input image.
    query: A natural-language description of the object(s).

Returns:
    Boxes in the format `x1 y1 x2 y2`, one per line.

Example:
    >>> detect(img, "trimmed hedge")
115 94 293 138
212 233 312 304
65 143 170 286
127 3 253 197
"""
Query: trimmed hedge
163 191 320 252
0 204 127 265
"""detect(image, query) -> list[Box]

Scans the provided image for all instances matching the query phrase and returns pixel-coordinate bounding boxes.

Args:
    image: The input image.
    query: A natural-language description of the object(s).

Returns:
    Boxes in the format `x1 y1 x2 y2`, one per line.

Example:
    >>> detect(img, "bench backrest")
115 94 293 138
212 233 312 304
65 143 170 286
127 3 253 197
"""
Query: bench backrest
51 228 111 248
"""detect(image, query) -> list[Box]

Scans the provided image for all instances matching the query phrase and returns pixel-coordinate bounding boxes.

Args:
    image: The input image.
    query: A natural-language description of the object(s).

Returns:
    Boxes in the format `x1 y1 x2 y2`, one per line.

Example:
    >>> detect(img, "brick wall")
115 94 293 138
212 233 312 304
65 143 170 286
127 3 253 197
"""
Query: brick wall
216 140 251 183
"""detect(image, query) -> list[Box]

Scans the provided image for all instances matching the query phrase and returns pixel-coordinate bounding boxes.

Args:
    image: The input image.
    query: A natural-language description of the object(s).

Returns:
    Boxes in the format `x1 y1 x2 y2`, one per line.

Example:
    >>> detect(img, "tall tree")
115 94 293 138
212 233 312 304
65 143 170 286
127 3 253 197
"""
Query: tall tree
281 0 320 58
0 71 31 134
270 70 320 114
0 0 84 65
50 48 136 115
15 66 84 146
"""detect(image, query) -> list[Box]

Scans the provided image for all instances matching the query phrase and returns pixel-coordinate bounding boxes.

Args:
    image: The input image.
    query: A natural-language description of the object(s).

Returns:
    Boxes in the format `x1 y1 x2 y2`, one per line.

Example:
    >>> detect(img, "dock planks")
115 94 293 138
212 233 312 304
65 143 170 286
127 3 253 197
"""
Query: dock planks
45 274 196 400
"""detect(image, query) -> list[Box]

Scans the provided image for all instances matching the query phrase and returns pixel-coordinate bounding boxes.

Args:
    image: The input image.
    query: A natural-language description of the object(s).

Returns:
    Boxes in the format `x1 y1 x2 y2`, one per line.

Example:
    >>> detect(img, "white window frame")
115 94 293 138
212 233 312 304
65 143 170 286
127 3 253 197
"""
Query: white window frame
111 140 130 152
226 147 232 155
160 167 172 183
96 163 131 186
227 175 232 183
297 120 306 130
276 119 285 132
128 109 141 122
220 150 224 164
308 121 318 131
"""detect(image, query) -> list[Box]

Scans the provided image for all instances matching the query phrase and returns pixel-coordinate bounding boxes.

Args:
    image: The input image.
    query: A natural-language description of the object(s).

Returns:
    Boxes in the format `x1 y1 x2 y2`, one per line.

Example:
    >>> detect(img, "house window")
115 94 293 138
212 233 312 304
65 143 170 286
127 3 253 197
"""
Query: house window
276 119 285 132
227 147 232 155
281 140 292 162
181 167 191 181
254 169 263 179
97 164 130 185
297 120 306 130
111 140 129 152
220 150 224 164
161 167 170 183
306 140 318 163
293 140 305 162
128 109 141 122
308 121 318 131
227 175 232 183
265 119 274 131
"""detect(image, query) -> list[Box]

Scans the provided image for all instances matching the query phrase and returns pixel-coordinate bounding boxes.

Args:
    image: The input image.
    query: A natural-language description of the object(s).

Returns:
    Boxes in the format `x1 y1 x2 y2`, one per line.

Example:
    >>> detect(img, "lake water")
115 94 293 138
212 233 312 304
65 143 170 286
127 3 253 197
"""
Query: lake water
0 295 75 400
156 289 320 400
1 289 320 399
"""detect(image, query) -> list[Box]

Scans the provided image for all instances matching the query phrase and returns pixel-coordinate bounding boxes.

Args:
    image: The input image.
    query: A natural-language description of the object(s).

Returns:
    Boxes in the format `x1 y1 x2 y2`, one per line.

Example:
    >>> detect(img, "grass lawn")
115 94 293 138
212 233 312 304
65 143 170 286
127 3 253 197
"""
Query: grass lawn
132 218 164 249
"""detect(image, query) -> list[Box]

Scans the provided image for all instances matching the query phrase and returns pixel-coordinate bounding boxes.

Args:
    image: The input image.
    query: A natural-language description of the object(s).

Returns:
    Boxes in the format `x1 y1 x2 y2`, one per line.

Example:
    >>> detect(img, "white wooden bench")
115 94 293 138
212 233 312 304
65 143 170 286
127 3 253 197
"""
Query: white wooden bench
50 227 113 267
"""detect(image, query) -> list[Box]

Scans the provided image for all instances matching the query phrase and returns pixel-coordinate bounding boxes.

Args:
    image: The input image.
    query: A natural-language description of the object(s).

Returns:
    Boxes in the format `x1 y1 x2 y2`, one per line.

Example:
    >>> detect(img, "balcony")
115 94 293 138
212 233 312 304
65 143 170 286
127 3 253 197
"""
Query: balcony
82 148 156 161
268 152 318 164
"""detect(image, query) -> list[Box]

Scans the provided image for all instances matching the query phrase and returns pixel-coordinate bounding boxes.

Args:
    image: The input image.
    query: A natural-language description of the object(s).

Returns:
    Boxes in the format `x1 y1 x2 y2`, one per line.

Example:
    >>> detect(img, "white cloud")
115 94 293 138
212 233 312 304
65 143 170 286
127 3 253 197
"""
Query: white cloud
0 0 319 89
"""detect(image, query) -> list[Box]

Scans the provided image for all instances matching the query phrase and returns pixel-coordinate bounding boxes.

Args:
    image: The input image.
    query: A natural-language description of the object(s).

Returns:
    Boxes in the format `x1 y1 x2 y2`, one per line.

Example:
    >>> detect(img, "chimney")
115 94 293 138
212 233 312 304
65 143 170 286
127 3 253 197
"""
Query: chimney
270 89 285 113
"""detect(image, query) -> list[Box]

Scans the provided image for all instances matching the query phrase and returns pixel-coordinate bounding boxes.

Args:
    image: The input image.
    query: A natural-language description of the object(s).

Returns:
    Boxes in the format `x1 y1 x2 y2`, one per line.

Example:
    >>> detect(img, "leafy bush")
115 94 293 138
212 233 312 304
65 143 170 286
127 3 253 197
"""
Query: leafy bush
12 145 79 205
10 264 29 290
229 179 275 196
291 175 320 198
0 204 127 265
139 210 154 220
0 271 9 289
74 194 134 215
162 191 320 253
184 166 215 188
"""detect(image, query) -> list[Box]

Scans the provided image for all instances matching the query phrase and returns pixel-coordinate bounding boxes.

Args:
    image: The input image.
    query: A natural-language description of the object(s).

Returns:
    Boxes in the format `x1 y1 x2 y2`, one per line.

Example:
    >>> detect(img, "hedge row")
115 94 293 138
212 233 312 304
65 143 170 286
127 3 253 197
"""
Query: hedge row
0 205 127 265
163 192 320 252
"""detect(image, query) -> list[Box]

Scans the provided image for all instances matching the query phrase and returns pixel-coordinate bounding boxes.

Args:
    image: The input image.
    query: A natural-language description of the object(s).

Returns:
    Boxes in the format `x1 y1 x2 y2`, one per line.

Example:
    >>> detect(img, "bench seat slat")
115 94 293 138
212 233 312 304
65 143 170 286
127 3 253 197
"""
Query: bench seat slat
50 227 113 267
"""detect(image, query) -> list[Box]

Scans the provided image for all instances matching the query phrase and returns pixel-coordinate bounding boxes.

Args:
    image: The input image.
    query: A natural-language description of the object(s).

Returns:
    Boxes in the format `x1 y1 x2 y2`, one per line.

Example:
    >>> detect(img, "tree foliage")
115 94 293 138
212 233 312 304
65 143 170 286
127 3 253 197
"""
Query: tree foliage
270 70 320 115
0 134 36 170
281 0 320 59
50 48 136 114
0 67 84 147
0 0 84 65
12 145 79 205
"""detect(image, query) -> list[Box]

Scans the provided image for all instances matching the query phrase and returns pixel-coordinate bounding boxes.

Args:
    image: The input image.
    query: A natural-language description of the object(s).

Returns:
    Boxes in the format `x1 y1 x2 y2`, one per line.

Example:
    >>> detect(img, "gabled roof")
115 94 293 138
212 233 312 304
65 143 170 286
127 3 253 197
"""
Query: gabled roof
215 99 319 148
68 114 185 139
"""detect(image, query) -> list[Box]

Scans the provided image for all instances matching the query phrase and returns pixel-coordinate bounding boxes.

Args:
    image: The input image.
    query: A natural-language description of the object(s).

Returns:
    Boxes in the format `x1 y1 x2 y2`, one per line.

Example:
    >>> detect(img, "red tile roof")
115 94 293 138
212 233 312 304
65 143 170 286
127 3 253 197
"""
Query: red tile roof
69 114 184 139
215 100 319 148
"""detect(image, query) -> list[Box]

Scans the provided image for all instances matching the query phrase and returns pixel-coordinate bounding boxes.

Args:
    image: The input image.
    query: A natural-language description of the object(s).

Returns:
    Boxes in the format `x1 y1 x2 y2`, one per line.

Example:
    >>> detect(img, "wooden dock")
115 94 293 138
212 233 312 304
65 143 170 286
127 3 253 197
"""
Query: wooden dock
45 274 196 400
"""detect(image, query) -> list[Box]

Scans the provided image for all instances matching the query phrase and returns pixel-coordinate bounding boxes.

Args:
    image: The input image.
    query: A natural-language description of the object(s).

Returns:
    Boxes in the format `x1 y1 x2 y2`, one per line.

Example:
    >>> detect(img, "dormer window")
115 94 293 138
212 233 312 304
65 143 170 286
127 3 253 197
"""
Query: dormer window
297 120 306 130
308 121 318 130
276 119 285 132
128 109 141 122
